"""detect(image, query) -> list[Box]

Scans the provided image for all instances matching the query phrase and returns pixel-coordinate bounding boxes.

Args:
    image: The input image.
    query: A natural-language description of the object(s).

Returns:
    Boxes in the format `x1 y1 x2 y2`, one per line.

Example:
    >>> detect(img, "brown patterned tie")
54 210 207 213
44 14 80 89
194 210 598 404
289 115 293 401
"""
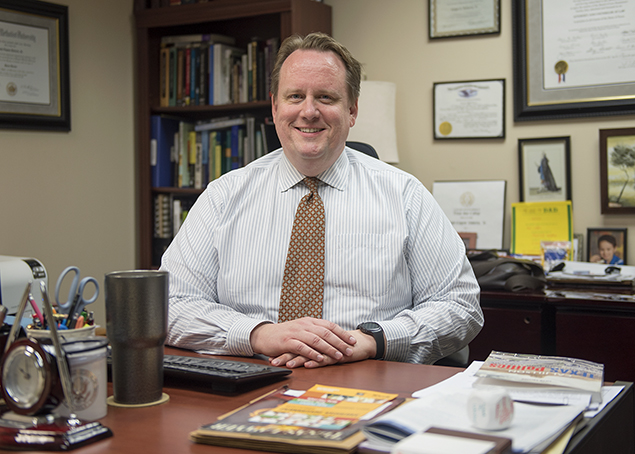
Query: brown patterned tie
278 177 325 322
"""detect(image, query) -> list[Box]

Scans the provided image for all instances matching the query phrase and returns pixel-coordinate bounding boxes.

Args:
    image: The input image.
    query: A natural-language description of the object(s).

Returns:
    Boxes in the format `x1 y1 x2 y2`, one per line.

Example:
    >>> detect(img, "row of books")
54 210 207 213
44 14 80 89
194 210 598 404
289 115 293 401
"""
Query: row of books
159 33 280 108
154 194 192 239
152 194 193 265
150 114 280 189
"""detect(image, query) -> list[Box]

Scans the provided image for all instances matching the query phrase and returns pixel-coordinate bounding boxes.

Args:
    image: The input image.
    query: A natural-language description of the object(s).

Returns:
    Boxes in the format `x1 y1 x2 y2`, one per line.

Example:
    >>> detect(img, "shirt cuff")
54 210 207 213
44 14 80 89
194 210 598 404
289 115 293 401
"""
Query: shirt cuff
226 319 273 357
378 319 411 362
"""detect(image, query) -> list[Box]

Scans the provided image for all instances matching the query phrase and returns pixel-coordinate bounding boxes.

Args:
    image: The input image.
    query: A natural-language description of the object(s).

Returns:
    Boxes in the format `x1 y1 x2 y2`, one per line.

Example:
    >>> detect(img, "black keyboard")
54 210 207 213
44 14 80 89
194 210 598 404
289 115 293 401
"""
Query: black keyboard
107 350 292 393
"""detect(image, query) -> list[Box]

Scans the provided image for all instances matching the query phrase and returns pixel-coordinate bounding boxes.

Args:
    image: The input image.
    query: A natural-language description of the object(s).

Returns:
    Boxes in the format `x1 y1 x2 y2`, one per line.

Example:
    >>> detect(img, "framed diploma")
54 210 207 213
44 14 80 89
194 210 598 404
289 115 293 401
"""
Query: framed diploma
518 137 571 203
600 128 635 215
512 0 635 121
432 180 506 250
0 0 70 131
433 79 505 140
429 0 500 39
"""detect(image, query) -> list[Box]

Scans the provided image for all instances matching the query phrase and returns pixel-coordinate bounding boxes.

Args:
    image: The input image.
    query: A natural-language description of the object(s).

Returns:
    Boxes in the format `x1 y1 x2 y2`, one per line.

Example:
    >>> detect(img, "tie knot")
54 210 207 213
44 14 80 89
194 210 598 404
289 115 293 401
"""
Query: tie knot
303 177 319 195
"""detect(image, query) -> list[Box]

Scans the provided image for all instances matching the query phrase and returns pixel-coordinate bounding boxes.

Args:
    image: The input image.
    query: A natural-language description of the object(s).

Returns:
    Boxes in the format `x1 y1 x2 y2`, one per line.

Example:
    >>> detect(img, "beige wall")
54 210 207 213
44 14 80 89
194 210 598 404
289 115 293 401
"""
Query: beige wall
326 0 635 264
1 1 634 327
0 0 136 327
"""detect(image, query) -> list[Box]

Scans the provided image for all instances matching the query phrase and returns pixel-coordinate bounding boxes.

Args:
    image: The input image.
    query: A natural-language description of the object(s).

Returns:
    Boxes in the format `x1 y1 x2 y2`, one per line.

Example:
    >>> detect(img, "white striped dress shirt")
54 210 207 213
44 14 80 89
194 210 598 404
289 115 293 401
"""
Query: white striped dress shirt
161 147 483 364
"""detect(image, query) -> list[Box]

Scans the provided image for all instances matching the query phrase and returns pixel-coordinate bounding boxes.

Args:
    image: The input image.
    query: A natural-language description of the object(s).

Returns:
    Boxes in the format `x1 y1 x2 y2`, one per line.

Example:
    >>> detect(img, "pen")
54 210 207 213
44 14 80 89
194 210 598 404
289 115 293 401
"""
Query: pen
65 292 82 328
74 315 85 330
28 294 45 326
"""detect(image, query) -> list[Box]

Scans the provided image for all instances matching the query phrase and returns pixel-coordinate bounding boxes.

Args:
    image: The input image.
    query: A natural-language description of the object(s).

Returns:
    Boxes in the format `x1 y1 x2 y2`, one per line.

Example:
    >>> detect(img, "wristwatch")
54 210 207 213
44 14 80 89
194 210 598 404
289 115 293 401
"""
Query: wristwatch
356 322 385 360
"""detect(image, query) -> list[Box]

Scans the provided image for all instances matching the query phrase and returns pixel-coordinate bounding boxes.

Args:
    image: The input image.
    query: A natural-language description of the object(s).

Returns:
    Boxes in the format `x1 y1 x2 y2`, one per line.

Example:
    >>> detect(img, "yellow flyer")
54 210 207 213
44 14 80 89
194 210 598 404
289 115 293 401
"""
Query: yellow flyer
511 201 573 255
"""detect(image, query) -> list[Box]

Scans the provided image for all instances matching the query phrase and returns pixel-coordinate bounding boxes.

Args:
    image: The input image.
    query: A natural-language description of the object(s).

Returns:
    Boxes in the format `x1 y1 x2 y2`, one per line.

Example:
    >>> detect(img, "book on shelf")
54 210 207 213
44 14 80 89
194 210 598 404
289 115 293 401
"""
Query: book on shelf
152 116 278 190
150 115 180 187
160 33 235 47
159 32 279 107
189 384 402 454
474 351 603 402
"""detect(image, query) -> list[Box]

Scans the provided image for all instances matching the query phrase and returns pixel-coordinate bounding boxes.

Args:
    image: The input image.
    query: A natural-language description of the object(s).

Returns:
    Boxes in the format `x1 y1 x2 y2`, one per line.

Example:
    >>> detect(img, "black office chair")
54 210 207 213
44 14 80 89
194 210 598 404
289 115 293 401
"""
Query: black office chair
434 346 470 368
346 141 379 159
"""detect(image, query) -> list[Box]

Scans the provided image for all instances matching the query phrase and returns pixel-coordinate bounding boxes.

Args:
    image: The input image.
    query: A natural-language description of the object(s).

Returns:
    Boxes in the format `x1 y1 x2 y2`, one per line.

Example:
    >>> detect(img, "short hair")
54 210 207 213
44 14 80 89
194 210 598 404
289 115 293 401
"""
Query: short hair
270 32 362 105
598 234 617 247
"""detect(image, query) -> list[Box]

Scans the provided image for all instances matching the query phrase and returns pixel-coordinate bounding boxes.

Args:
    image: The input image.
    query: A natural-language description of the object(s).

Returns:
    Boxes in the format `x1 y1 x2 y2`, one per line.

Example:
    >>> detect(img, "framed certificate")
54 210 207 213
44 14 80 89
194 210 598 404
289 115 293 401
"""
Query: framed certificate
0 0 70 131
512 0 635 121
432 180 506 250
429 0 500 39
518 137 571 203
511 201 573 256
433 79 505 140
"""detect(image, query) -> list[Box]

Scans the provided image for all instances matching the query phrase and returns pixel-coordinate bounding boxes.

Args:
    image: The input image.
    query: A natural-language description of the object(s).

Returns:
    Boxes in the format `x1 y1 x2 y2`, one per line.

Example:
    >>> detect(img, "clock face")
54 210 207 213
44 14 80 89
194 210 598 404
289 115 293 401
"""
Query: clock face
2 344 47 410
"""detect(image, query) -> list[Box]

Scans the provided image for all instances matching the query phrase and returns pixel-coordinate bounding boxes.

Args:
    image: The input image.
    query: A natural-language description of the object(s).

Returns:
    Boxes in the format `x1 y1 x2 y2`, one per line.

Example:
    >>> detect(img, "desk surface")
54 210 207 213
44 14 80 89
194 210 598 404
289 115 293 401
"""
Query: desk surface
23 348 635 454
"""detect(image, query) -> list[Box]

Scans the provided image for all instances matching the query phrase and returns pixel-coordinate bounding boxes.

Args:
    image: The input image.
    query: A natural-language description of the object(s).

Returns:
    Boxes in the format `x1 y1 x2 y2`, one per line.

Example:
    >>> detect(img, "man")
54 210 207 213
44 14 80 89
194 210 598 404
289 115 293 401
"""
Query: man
161 32 482 369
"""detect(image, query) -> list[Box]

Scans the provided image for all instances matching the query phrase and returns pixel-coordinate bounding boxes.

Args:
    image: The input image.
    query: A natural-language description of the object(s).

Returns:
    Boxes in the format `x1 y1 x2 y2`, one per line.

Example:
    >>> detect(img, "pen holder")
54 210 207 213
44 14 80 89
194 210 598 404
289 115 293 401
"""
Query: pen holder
26 324 96 342
55 338 109 421
105 270 169 407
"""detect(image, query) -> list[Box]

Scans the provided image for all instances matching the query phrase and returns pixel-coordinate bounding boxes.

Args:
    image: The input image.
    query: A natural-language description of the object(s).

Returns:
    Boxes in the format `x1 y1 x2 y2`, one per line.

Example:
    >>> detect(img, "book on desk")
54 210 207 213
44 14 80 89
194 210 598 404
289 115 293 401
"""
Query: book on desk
189 384 402 454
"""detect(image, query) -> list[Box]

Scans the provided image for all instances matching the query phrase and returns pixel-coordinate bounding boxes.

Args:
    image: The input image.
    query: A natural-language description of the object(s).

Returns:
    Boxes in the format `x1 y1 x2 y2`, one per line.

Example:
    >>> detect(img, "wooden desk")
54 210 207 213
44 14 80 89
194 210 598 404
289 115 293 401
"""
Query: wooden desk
472 289 635 383
21 348 635 454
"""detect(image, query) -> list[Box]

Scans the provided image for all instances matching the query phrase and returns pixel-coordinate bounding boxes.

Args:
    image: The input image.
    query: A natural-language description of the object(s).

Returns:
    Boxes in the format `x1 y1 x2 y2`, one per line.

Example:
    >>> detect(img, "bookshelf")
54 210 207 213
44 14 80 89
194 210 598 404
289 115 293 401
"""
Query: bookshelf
134 0 332 269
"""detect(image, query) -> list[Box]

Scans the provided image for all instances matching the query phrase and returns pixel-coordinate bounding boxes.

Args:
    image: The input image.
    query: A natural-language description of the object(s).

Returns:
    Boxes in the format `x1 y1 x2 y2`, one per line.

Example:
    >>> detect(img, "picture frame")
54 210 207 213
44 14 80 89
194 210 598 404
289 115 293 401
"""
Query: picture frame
432 180 506 250
458 232 477 250
518 136 571 203
0 0 71 131
600 128 635 214
433 79 505 140
587 228 627 266
512 1 635 121
429 0 500 39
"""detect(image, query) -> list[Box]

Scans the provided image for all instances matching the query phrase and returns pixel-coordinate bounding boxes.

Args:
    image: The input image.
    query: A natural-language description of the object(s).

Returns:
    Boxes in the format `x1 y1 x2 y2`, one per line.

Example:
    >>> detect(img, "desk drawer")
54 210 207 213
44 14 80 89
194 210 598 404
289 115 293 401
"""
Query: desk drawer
556 311 635 383
469 307 542 362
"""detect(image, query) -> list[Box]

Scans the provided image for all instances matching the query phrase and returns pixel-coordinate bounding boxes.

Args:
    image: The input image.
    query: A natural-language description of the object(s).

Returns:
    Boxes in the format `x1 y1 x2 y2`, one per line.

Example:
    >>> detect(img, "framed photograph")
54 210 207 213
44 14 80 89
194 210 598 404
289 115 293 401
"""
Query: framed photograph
600 128 635 214
429 0 500 39
458 232 477 250
433 79 505 140
518 137 571 203
587 228 627 265
512 1 635 121
432 180 506 250
0 0 70 131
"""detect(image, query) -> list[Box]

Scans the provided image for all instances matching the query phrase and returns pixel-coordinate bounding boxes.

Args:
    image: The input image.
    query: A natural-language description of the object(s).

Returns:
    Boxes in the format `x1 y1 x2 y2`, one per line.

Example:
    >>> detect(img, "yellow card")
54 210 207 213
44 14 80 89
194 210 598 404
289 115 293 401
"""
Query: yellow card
511 201 573 255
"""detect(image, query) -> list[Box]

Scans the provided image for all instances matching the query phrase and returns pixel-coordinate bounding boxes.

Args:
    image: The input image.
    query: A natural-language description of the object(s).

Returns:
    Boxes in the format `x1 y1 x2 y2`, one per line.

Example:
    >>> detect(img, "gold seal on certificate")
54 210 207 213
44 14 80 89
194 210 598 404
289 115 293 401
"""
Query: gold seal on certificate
554 60 568 83
439 121 452 136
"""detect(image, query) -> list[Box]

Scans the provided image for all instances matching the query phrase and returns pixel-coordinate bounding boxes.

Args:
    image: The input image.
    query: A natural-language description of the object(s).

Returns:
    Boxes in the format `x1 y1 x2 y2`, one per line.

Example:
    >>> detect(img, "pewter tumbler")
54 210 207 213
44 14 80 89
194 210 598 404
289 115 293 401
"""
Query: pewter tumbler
105 270 168 405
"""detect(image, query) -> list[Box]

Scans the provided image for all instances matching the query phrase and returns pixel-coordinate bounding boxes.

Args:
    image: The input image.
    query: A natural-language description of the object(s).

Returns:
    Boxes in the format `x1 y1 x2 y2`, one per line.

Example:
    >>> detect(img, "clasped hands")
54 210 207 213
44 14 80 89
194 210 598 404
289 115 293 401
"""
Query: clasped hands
250 317 377 369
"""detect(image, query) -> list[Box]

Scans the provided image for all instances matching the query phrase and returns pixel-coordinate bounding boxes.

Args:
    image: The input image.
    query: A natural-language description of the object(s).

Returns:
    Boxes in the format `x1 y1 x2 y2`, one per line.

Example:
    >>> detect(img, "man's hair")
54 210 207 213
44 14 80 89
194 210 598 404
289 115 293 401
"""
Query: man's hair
270 32 362 105
598 234 617 247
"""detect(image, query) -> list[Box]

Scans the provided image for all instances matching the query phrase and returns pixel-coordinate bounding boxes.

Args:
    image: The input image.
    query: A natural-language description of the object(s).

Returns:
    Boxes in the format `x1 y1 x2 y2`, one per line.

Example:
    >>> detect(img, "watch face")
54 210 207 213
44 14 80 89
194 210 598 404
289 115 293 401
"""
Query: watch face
359 322 381 333
2 344 47 410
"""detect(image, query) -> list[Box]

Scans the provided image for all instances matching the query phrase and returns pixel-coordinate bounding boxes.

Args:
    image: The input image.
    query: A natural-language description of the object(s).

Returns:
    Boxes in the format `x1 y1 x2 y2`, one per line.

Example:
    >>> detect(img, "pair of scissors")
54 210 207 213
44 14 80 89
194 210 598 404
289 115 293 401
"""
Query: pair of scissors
54 266 99 327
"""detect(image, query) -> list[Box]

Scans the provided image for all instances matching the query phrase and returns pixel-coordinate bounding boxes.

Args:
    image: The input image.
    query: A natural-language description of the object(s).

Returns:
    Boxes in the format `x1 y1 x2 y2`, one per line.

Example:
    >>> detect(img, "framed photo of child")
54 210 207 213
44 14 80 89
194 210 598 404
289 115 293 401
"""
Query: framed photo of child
587 228 627 265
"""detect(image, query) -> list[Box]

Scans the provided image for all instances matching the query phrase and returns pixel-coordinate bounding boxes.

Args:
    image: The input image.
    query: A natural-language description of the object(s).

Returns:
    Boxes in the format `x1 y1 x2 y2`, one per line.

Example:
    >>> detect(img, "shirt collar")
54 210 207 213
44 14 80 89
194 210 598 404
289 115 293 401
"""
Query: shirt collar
277 148 350 193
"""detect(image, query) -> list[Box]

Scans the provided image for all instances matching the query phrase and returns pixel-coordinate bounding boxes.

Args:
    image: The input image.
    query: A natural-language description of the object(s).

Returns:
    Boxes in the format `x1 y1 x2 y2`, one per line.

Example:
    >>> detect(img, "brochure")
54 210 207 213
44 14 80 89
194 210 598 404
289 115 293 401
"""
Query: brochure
189 384 401 454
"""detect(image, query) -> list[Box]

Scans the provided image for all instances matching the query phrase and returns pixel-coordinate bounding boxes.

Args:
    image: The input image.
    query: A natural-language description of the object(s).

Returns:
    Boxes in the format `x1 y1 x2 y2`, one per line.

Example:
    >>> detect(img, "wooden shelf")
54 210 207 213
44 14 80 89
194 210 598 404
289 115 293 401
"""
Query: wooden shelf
134 0 331 269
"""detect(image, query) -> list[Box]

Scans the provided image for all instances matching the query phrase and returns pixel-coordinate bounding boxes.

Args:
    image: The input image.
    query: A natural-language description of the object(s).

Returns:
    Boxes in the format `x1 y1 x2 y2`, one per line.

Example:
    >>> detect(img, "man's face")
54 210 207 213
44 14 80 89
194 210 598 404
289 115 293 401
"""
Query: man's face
272 49 358 176
599 240 616 262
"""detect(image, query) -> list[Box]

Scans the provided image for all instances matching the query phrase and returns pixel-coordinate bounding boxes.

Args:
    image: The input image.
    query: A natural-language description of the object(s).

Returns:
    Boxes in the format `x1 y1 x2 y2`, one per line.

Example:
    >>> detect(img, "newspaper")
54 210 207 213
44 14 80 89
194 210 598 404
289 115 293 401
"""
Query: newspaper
475 351 603 394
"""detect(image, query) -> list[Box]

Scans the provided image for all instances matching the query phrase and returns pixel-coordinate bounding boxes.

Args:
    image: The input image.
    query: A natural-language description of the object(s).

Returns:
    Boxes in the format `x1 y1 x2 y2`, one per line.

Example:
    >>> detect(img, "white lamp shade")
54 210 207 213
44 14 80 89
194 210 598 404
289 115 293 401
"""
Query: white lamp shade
348 80 399 163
